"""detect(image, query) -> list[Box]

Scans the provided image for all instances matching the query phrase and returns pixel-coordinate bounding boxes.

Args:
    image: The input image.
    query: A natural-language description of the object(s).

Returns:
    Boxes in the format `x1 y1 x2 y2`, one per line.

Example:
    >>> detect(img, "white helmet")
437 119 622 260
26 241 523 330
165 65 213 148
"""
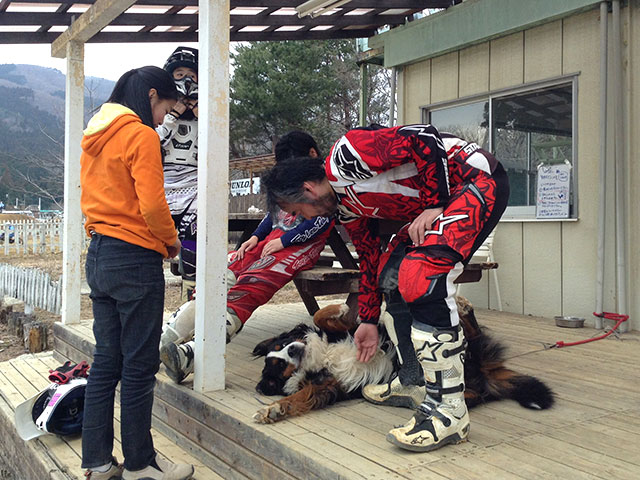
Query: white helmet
14 377 87 441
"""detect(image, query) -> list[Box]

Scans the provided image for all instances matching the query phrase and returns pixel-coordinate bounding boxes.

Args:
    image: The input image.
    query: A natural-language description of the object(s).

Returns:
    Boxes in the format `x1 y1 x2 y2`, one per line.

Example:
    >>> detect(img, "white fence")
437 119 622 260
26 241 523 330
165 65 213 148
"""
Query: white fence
0 264 62 314
1 218 88 255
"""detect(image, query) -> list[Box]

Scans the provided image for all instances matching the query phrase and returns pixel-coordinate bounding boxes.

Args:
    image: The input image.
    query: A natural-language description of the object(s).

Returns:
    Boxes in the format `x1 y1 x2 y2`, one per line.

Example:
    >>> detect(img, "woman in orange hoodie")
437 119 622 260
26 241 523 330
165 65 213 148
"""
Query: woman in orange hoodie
80 66 193 480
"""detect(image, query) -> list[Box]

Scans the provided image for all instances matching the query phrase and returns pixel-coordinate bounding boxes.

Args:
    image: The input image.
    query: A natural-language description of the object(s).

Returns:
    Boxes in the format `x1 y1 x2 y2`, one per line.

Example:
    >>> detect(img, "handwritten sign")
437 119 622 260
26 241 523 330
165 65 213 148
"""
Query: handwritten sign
536 163 571 219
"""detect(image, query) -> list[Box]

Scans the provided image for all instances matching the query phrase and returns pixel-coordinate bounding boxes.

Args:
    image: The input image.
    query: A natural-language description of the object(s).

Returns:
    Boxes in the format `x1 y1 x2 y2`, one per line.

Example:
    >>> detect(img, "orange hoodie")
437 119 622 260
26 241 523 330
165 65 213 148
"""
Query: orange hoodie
81 103 178 257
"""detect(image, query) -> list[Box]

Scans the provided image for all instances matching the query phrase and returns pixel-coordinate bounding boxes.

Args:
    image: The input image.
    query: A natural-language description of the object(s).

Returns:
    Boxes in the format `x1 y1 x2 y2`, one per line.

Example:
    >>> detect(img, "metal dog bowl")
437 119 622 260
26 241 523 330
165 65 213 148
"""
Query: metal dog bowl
554 316 585 328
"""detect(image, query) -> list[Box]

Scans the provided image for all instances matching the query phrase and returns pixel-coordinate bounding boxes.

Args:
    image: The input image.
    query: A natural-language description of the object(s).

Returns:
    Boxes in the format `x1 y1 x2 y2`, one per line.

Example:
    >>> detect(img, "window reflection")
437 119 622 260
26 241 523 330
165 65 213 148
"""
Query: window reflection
493 85 572 207
427 83 573 213
430 101 489 149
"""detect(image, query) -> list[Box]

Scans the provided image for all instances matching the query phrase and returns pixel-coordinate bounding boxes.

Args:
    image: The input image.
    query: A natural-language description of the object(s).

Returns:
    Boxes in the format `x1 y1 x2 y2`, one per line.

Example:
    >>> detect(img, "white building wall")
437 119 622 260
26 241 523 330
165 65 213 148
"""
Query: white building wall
626 4 639 332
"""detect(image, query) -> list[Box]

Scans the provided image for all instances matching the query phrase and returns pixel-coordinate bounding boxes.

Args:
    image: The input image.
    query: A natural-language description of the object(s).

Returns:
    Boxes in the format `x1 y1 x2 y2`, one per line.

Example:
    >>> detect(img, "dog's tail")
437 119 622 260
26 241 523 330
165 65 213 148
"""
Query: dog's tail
458 297 555 411
465 333 555 410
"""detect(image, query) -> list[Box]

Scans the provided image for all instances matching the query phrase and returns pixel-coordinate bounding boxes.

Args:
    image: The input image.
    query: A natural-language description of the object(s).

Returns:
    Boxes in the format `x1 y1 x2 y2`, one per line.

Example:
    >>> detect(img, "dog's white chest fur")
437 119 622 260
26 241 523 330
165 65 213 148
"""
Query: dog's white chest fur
283 332 395 395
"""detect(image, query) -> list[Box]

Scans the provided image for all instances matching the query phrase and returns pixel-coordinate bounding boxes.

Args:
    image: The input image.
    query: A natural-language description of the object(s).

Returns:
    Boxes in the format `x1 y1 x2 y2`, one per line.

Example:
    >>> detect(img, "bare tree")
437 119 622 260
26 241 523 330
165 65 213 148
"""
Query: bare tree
6 128 64 209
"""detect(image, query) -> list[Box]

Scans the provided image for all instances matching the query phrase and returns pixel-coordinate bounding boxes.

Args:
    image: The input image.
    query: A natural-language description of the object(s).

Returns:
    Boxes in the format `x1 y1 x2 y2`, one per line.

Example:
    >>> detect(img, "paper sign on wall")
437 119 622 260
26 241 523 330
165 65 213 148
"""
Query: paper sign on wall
536 162 571 219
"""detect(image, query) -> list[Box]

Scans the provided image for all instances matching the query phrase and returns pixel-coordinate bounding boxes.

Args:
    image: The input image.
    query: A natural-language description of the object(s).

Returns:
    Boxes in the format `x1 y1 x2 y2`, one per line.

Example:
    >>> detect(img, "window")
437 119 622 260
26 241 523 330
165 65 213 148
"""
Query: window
425 80 575 218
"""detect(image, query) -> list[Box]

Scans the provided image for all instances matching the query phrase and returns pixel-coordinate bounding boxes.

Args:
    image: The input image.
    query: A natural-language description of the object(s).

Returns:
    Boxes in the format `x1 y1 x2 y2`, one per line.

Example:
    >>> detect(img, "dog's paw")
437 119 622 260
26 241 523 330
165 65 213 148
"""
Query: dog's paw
253 404 285 424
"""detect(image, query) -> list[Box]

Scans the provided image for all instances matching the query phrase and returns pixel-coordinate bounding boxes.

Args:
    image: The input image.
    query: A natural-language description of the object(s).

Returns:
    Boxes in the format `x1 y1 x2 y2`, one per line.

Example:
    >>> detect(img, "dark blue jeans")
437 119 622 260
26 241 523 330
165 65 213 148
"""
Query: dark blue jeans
81 234 165 471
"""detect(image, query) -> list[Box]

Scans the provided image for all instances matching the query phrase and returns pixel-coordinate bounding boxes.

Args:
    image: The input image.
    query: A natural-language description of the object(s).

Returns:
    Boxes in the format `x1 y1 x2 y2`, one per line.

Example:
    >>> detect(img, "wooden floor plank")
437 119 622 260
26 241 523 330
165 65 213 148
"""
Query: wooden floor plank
477 443 604 479
507 433 640 480
465 447 565 480
542 419 640 466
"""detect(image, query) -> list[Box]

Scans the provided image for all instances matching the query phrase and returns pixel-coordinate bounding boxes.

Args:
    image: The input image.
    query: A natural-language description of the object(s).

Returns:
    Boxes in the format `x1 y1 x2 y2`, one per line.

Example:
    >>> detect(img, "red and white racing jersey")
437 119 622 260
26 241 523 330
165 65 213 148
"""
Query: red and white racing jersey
325 124 502 323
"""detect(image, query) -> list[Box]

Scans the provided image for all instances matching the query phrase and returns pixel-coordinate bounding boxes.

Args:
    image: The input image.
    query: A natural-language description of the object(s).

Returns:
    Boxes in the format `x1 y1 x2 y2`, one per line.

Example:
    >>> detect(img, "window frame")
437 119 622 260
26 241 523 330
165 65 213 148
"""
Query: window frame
421 74 579 220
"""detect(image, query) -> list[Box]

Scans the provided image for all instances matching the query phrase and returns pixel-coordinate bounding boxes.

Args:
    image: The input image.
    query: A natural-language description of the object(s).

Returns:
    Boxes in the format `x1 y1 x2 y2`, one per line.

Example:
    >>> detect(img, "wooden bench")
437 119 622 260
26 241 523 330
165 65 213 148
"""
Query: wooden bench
294 262 498 316
293 224 499 316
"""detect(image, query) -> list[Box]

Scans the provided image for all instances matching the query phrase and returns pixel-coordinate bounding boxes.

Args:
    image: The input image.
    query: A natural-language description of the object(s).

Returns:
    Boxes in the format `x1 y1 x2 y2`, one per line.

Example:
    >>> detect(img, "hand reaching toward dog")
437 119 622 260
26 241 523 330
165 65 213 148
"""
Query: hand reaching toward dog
354 322 379 363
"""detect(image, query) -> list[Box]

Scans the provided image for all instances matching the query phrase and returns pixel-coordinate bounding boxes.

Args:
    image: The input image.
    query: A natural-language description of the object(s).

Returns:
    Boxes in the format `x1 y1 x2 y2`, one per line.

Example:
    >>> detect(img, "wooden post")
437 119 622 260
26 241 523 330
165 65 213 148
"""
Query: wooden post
194 0 230 392
23 321 47 353
0 304 12 325
359 62 368 127
8 312 35 338
61 41 84 325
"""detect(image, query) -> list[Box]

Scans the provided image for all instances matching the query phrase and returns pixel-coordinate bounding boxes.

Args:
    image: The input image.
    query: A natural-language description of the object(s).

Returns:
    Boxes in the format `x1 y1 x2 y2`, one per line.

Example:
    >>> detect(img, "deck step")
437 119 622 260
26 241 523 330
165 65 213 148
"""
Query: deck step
0 352 224 480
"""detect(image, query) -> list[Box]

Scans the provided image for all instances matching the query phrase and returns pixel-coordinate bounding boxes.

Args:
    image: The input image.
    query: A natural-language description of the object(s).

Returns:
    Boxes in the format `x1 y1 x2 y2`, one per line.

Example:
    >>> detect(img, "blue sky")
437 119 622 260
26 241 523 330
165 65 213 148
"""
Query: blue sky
4 42 199 81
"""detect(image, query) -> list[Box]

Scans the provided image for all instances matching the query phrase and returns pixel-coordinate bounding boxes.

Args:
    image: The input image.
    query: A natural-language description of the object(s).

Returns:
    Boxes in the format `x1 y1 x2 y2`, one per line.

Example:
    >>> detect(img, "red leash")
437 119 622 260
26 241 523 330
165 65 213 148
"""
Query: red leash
553 312 629 348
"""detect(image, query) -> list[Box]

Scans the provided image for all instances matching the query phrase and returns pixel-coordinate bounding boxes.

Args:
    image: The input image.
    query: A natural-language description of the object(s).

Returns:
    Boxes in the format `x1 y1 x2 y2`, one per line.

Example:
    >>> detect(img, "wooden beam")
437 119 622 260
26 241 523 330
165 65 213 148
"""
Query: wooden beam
232 29 376 40
51 0 136 58
1 11 410 27
14 0 456 7
229 154 275 172
0 28 377 44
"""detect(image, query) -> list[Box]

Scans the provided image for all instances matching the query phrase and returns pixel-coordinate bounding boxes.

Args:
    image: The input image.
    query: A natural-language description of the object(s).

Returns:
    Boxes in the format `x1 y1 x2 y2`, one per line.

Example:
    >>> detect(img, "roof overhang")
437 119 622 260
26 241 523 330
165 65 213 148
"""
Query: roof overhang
0 0 461 56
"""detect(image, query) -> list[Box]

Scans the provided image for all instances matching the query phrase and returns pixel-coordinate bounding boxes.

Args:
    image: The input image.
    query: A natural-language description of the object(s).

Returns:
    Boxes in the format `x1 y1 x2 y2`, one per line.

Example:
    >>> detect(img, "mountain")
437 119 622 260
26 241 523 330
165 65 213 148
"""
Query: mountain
0 64 114 208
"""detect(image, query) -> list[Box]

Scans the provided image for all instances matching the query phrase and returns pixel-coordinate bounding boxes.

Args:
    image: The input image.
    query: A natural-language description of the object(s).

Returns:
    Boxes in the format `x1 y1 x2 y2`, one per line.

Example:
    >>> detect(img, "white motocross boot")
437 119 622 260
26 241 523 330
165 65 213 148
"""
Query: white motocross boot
160 300 195 350
160 269 238 349
363 309 425 409
161 341 194 384
161 309 242 383
387 324 469 452
226 309 243 343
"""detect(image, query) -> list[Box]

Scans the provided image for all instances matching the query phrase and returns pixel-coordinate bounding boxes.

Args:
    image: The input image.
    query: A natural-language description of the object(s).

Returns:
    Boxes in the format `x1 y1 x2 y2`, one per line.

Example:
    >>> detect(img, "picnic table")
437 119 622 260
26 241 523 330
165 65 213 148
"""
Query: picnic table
229 212 265 248
172 214 497 318
294 220 498 317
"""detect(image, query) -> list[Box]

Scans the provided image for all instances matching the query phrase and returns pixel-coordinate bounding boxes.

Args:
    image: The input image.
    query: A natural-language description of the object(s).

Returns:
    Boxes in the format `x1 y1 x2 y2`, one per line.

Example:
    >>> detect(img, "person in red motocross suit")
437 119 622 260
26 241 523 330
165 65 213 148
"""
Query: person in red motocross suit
159 131 334 385
262 124 509 453
226 208 332 326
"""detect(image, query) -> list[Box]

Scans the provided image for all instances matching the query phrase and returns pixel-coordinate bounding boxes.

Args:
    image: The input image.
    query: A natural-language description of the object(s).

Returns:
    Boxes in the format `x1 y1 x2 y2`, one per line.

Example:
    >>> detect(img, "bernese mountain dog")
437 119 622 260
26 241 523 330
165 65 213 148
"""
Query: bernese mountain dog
252 297 554 424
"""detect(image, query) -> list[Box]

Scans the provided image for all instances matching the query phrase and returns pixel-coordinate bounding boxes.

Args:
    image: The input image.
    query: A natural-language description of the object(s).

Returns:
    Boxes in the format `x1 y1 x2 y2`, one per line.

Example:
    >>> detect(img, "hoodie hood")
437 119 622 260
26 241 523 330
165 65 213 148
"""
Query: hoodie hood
82 103 140 156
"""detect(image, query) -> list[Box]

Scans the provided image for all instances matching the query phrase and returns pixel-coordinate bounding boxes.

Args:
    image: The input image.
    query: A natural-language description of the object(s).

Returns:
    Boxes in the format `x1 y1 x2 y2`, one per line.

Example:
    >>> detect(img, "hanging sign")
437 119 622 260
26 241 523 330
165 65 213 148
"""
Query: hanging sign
230 177 260 196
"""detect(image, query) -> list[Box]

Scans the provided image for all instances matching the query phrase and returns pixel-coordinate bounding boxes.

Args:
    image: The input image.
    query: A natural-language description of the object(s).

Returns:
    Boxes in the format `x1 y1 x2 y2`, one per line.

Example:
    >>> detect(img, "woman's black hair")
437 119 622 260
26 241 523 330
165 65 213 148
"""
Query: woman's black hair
274 131 320 162
107 66 178 128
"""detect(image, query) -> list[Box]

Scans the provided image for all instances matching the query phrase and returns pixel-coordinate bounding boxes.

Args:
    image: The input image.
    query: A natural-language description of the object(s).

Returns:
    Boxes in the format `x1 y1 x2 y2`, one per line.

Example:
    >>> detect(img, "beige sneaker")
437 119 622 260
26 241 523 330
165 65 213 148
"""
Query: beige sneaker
84 457 123 479
122 455 194 480
363 375 425 409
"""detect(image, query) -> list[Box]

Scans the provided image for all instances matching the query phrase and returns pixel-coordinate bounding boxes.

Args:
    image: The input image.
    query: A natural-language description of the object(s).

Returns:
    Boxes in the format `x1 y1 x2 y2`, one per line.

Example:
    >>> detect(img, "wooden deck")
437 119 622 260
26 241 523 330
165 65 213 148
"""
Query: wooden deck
0 353 223 479
2 301 640 479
